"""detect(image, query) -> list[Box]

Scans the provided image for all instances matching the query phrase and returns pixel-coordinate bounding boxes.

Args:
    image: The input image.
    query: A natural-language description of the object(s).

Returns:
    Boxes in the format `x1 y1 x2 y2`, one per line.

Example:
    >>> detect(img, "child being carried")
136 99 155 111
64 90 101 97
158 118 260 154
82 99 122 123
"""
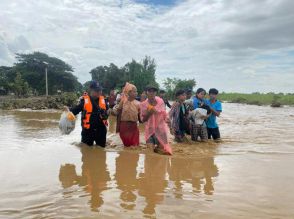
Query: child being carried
189 103 211 142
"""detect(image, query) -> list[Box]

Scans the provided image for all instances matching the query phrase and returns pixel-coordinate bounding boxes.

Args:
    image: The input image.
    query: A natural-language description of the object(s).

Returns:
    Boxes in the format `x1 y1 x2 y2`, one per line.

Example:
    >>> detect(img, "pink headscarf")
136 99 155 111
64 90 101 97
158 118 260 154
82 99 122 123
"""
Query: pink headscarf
140 96 172 155
121 82 136 104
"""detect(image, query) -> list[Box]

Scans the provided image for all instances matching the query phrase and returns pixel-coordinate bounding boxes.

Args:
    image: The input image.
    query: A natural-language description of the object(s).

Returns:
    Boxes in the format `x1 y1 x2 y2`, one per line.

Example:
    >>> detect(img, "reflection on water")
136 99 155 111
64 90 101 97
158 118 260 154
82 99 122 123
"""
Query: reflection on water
59 147 110 212
59 146 219 217
169 156 218 197
1 103 294 218
115 151 139 211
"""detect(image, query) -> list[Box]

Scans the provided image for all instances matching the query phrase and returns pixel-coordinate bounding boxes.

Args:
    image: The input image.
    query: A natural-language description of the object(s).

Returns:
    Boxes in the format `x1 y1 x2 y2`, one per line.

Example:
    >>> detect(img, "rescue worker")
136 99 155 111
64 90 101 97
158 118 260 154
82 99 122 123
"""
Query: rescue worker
69 81 109 147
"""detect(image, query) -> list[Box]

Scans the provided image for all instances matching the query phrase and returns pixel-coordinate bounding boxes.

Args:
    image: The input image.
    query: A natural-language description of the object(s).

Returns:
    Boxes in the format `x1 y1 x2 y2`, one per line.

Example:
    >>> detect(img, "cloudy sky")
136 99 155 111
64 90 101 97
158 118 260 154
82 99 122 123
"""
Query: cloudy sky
0 0 294 93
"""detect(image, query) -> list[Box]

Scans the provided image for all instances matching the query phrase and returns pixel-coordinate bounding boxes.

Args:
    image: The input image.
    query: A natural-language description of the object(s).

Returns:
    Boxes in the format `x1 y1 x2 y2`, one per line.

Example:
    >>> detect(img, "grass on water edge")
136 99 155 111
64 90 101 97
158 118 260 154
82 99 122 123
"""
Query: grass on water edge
218 93 294 106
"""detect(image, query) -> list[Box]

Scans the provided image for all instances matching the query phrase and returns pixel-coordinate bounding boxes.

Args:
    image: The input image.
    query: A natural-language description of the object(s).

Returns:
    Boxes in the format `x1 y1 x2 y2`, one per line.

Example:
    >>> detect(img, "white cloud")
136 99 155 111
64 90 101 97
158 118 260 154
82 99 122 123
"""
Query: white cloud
0 0 294 93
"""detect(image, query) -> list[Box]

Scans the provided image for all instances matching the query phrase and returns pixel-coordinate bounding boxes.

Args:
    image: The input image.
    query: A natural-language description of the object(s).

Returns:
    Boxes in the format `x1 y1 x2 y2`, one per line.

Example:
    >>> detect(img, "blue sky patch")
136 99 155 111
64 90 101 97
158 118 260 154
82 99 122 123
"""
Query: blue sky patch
135 0 178 6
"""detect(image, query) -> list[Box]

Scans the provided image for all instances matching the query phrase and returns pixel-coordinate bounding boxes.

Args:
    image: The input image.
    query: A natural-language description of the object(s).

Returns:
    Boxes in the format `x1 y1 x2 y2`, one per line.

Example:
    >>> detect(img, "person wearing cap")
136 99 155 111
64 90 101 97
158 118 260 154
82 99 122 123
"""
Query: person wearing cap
159 90 171 108
140 85 172 155
69 81 109 147
205 88 222 140
169 89 188 142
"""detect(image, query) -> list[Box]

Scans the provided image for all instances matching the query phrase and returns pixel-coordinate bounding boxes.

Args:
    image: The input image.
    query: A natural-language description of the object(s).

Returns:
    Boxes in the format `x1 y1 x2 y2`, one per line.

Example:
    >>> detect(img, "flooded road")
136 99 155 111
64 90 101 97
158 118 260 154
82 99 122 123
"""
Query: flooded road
0 103 294 218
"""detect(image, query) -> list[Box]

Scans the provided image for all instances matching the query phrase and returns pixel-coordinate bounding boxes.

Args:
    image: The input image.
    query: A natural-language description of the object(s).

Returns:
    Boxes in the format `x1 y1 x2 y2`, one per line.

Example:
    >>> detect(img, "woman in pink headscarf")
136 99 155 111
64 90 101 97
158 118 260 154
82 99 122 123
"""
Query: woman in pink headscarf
116 83 141 147
140 85 172 155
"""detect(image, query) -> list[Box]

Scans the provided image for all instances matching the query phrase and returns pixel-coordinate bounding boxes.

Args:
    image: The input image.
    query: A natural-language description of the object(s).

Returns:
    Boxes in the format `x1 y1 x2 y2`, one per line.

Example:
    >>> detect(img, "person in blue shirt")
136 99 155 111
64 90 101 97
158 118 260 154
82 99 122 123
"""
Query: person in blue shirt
205 88 222 140
192 88 206 110
190 88 209 140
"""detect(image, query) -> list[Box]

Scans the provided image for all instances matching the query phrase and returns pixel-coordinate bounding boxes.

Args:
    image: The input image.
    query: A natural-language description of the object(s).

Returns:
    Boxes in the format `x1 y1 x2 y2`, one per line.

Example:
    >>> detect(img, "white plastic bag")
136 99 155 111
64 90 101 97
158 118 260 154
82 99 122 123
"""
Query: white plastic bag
59 111 76 135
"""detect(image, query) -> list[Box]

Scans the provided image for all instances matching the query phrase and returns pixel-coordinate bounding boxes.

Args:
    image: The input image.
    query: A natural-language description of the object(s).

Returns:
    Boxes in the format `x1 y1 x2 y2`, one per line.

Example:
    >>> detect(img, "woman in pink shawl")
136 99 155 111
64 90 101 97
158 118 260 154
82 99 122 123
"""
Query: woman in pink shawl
140 85 172 155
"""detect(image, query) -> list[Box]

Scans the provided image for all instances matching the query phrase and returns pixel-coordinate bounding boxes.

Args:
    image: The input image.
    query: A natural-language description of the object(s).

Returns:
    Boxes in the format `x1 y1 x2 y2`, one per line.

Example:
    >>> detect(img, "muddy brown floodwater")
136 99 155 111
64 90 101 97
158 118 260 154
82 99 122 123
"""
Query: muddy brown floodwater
0 103 294 219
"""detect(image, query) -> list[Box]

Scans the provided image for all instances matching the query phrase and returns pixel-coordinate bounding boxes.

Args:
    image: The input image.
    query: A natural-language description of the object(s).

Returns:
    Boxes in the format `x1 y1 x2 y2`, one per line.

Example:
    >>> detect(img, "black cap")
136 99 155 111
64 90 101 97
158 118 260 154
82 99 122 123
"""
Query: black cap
89 81 102 92
146 84 158 92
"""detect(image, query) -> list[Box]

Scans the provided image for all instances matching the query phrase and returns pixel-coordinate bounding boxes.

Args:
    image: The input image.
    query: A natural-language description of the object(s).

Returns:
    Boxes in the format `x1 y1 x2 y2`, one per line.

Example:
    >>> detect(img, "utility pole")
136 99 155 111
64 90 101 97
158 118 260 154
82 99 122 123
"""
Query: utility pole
43 61 49 96
45 66 48 96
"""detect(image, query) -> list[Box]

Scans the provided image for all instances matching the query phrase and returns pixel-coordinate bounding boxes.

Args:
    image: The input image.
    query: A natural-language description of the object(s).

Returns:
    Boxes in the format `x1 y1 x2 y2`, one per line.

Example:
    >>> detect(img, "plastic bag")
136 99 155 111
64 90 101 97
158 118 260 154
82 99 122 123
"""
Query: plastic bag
59 111 76 135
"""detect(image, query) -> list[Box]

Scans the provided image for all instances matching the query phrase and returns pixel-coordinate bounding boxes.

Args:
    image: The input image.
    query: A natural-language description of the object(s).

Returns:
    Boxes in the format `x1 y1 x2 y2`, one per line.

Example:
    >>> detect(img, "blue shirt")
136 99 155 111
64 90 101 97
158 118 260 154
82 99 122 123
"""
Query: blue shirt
205 99 222 128
192 97 204 110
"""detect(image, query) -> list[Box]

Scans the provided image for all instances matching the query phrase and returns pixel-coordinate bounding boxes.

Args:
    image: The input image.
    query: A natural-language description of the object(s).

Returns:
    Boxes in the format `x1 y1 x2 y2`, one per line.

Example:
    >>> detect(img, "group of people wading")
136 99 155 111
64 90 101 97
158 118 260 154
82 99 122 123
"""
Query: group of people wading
68 81 222 155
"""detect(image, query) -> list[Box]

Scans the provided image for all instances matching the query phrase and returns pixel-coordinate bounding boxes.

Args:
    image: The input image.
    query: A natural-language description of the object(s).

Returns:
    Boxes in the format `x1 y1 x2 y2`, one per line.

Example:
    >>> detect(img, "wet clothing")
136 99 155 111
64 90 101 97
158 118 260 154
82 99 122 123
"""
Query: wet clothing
147 134 169 154
205 99 222 128
207 127 221 140
146 134 160 146
189 107 209 141
116 83 141 147
119 100 140 122
192 97 204 110
117 99 140 147
169 101 189 139
191 124 208 141
119 121 140 146
140 97 172 155
179 103 190 135
81 126 107 146
70 96 108 147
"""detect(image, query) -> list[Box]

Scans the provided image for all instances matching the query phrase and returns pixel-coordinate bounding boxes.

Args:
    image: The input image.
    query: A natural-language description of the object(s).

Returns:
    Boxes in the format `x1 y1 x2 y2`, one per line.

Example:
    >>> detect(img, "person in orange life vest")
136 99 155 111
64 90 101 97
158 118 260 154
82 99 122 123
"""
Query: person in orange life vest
70 81 109 147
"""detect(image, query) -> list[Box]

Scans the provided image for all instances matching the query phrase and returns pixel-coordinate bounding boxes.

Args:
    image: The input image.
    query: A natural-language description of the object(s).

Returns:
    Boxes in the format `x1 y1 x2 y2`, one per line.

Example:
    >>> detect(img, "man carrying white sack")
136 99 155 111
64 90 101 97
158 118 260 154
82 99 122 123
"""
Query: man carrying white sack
65 81 109 147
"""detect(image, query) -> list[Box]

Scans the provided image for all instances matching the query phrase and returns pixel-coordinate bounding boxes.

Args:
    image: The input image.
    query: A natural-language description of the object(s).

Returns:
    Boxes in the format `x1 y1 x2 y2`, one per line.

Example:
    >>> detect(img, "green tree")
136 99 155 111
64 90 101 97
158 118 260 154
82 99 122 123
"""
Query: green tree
89 56 159 95
90 63 122 94
163 77 196 99
123 56 158 94
14 52 82 95
82 81 92 93
11 72 31 97
0 66 17 94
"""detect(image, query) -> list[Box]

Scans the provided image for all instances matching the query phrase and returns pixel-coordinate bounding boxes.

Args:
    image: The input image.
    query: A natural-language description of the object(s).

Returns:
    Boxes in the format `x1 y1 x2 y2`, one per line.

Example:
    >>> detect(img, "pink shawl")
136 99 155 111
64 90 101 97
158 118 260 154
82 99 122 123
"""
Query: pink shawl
140 96 172 155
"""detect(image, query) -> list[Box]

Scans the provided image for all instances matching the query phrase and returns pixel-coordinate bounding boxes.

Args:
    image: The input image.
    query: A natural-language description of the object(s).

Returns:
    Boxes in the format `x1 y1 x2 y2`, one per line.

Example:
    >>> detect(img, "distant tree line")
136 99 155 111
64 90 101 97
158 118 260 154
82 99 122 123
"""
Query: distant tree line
87 56 159 95
86 56 197 98
0 52 82 96
0 52 197 98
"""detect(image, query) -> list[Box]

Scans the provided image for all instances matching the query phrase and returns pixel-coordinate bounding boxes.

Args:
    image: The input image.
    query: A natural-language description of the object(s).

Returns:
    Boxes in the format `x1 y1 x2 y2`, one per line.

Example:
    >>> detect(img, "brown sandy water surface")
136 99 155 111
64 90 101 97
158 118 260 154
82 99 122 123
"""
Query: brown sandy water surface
0 103 294 218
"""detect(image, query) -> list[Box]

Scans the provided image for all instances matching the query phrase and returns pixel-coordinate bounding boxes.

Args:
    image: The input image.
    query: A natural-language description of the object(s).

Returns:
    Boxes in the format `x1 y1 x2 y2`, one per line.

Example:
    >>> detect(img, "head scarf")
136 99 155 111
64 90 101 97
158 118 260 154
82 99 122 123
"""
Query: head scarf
121 82 137 103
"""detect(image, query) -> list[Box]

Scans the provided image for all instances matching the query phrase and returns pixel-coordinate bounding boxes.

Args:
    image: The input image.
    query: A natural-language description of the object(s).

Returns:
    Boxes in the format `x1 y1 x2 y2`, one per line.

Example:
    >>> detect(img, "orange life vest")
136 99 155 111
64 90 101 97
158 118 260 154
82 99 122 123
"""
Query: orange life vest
82 92 107 129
